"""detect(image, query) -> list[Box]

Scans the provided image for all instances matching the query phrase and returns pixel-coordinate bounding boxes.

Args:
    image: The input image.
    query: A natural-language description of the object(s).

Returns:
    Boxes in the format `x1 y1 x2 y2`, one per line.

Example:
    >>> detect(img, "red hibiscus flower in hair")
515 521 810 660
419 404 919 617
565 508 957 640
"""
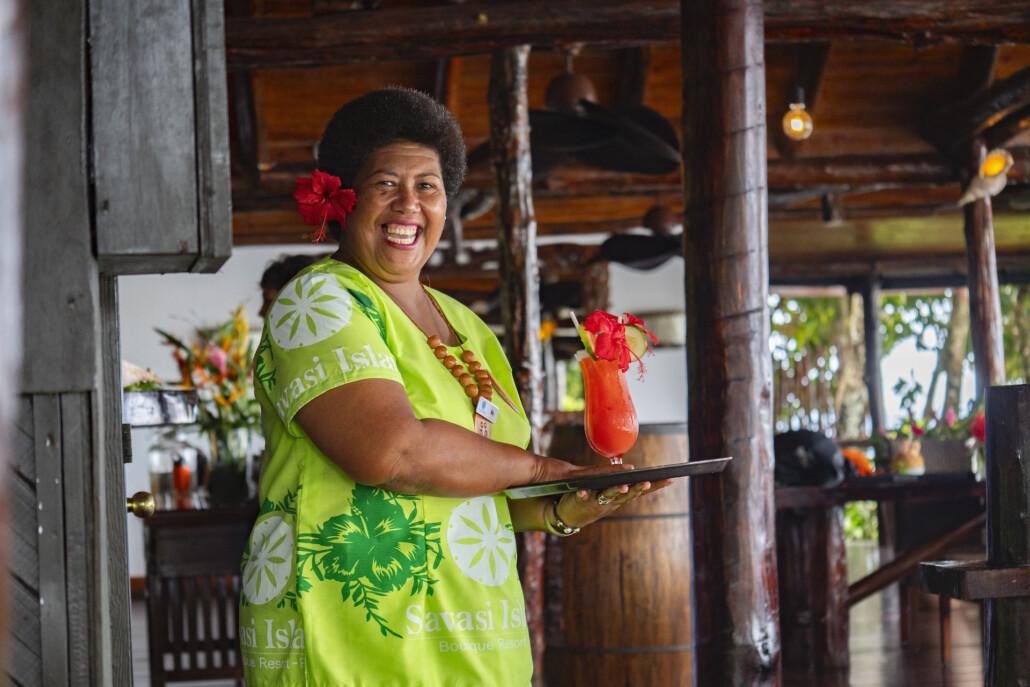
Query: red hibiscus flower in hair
293 169 358 242
583 310 632 372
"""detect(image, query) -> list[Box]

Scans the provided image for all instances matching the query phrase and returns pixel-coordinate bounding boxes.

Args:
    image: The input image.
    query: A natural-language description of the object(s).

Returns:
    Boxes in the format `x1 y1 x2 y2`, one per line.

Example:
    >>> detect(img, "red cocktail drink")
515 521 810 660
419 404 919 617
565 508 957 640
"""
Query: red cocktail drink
580 355 639 464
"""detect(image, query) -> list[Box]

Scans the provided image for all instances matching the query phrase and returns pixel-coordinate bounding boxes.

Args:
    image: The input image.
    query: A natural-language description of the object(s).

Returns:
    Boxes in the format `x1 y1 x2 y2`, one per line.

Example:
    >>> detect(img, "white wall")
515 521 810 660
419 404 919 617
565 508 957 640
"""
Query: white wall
121 245 326 576
608 258 688 426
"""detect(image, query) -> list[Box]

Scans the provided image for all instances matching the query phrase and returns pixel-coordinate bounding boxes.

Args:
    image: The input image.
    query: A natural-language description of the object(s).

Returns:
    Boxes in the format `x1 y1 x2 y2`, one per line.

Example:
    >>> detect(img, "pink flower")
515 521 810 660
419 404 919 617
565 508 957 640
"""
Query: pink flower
943 407 957 427
207 345 228 375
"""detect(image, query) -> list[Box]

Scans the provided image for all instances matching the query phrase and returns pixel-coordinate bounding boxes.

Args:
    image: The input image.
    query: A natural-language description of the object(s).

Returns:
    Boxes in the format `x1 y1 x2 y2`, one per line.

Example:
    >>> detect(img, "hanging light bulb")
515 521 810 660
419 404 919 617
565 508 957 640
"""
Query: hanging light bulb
980 148 1013 179
782 87 813 141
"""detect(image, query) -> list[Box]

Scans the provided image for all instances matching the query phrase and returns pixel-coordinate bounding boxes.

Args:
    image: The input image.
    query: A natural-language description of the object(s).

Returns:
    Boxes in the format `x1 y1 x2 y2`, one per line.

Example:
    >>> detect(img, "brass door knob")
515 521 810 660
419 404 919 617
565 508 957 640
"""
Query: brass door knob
126 491 156 518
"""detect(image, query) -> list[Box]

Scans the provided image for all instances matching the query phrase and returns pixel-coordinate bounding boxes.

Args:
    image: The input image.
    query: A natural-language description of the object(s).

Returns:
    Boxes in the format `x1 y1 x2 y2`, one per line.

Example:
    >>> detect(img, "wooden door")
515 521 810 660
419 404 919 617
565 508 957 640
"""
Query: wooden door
7 0 231 683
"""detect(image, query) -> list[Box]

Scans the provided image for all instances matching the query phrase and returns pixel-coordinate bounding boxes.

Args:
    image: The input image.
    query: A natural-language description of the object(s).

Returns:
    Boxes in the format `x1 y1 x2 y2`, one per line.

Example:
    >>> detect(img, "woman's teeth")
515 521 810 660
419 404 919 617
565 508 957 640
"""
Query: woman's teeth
384 224 419 246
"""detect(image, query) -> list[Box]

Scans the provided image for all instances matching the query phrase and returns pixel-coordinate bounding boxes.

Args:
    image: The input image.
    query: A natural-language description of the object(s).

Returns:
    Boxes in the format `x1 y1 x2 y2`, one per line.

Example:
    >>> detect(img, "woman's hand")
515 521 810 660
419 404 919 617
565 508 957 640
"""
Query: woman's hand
555 478 675 530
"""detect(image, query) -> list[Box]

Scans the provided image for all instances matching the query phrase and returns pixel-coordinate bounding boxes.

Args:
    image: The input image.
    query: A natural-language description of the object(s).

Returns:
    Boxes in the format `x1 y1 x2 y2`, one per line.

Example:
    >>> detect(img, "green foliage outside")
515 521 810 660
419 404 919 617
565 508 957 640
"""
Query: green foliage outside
1001 284 1030 384
561 358 585 411
843 500 878 541
880 293 952 358
769 293 844 434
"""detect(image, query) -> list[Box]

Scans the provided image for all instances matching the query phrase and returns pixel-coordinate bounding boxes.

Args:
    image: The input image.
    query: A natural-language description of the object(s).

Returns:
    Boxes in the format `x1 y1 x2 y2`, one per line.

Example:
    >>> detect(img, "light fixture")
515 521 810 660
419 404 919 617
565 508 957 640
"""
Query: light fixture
959 147 1014 206
782 87 813 141
981 148 1013 179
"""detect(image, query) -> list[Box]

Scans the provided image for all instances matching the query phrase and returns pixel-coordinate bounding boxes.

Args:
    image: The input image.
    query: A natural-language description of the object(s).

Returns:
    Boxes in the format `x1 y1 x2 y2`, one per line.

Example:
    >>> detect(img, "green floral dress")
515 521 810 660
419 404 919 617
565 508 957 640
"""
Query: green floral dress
241 259 534 686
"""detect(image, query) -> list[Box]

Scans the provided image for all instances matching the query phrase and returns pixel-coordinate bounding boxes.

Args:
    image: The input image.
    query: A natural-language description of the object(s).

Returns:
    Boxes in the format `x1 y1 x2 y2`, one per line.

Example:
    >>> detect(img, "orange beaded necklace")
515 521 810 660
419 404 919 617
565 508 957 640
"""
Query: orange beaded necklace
420 289 517 438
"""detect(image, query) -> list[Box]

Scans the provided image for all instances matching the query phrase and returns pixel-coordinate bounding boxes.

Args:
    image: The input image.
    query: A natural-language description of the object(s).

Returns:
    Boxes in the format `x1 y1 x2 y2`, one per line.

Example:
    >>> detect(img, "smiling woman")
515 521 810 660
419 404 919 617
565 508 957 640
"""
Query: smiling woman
239 88 671 687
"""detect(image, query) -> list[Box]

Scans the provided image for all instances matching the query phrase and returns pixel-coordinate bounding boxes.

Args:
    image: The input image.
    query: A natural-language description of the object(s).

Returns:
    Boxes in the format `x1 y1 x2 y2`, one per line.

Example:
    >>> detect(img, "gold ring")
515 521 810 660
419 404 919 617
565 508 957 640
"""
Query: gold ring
596 494 613 506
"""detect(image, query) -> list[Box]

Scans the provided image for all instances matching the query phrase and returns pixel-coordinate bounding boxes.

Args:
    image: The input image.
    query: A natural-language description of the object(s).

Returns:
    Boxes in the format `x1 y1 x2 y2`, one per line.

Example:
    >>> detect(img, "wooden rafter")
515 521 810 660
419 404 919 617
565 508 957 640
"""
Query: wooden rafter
224 0 1030 69
926 65 1030 153
613 46 650 106
985 103 1030 149
238 150 1030 214
956 45 999 96
225 0 259 188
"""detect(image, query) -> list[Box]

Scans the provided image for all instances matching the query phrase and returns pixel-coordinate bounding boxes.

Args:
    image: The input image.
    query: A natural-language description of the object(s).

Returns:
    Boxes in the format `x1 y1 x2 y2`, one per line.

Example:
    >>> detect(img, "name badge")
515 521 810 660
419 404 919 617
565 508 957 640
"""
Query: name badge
475 396 500 424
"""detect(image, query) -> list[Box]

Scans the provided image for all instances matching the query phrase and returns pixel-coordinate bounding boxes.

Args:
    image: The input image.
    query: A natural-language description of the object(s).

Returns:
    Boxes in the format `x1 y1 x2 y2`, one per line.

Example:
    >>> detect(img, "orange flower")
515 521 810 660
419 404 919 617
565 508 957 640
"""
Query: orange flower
842 447 874 477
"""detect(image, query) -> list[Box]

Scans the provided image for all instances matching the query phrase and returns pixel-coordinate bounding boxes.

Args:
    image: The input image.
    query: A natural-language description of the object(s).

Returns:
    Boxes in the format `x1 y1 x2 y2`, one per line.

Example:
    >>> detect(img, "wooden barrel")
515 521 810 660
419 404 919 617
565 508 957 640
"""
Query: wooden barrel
544 422 693 687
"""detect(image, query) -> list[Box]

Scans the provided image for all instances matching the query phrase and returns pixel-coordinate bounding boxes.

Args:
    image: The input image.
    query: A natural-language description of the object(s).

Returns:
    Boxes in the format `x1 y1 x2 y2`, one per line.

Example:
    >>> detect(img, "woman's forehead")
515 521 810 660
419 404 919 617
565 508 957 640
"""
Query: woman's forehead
365 141 441 174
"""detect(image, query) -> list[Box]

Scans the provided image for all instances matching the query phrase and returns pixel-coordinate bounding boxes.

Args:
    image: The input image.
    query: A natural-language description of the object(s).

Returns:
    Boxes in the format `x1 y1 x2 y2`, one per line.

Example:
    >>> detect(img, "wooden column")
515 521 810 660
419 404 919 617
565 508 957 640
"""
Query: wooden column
984 384 1030 686
681 1 780 685
964 139 1006 400
0 0 27 666
489 45 546 684
776 508 848 672
861 276 886 439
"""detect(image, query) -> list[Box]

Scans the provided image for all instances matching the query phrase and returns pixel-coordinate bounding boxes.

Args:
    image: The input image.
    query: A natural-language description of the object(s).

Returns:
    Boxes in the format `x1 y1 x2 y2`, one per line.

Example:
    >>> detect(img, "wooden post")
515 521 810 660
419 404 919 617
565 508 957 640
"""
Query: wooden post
860 276 896 559
861 276 885 439
776 507 848 672
489 45 546 683
682 1 780 684
964 139 1006 401
984 384 1030 686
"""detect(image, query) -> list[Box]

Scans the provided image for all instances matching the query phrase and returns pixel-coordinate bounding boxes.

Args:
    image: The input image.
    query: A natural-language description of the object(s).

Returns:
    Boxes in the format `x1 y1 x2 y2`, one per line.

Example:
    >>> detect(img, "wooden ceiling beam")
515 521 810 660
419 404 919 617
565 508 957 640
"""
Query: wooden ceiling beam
985 104 1030 149
956 45 1000 96
232 191 1030 245
613 47 650 106
926 65 1030 154
225 1 1030 69
258 148 1030 193
225 0 259 188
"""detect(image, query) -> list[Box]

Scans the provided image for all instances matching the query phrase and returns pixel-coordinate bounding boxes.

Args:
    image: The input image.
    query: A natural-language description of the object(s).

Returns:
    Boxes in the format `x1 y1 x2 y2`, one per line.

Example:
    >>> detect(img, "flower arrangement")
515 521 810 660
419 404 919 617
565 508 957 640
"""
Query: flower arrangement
156 306 260 465
876 403 986 476
574 310 659 375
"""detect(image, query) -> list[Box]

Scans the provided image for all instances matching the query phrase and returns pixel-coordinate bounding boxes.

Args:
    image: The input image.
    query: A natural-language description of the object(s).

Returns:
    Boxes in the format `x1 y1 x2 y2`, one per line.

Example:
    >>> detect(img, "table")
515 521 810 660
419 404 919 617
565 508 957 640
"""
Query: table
775 475 985 673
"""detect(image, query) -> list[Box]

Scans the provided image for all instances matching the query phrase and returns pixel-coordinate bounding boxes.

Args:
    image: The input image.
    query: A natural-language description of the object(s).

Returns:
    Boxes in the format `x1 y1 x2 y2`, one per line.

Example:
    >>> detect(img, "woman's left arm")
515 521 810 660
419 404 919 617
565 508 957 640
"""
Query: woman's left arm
508 479 673 533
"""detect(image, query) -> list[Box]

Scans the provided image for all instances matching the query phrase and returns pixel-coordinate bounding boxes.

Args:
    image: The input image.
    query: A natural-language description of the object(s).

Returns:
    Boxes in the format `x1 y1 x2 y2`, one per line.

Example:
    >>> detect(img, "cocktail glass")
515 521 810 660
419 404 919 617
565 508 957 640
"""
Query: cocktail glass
579 355 639 464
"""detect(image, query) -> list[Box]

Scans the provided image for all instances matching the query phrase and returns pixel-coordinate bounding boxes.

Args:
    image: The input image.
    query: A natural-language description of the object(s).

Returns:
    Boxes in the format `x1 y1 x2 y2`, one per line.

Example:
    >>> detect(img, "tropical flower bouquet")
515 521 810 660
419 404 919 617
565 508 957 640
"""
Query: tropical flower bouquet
880 405 986 477
572 310 658 464
157 306 260 505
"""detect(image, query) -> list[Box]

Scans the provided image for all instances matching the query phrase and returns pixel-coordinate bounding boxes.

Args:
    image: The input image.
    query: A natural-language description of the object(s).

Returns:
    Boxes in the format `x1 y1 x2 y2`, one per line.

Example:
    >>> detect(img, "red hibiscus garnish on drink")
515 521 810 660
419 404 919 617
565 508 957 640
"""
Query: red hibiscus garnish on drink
293 169 358 242
577 310 659 375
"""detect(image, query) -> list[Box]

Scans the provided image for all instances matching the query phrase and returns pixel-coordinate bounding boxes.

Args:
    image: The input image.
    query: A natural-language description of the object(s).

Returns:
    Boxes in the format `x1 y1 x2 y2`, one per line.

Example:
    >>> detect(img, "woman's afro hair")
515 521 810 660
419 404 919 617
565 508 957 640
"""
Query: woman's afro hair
316 88 466 198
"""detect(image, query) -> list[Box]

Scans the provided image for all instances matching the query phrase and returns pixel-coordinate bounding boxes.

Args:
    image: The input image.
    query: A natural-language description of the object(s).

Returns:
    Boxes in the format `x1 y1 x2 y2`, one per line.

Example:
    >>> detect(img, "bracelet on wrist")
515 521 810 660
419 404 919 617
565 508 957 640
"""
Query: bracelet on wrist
545 497 580 537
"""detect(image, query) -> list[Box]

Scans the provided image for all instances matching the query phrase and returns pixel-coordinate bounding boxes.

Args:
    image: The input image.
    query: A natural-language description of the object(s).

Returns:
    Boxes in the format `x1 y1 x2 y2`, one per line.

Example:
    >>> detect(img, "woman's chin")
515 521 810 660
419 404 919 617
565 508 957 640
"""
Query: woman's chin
373 243 429 279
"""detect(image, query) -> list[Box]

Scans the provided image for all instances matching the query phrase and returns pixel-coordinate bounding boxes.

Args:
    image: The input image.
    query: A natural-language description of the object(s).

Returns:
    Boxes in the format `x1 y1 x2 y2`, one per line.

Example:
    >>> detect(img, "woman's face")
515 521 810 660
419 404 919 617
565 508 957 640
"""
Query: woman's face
340 141 447 286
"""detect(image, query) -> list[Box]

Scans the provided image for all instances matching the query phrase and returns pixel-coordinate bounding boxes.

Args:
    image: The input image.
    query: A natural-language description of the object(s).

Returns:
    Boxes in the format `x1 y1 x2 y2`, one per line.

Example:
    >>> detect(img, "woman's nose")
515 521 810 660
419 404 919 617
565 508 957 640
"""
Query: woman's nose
392 184 419 212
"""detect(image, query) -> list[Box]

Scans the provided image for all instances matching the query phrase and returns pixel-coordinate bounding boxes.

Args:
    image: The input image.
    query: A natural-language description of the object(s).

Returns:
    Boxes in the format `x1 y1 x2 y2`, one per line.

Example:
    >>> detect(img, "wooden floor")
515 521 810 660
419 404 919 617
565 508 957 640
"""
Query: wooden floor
130 544 984 686
783 543 984 687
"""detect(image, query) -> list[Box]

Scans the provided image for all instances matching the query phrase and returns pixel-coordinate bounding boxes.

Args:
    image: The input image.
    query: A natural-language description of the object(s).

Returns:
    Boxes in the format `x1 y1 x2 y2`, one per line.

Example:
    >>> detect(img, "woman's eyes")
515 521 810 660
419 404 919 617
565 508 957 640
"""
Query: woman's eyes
375 179 438 192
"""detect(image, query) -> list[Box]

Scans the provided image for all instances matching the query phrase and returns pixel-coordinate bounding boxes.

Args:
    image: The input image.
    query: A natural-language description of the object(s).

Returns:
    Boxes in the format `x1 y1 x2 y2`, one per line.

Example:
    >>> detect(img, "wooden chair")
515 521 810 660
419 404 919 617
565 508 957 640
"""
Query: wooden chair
144 507 257 686
891 441 983 655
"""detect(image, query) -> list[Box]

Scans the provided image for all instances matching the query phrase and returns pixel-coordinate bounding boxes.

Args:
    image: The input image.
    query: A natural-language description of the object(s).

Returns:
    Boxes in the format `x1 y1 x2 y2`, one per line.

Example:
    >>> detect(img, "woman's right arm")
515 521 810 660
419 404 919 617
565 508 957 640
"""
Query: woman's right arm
295 377 579 497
